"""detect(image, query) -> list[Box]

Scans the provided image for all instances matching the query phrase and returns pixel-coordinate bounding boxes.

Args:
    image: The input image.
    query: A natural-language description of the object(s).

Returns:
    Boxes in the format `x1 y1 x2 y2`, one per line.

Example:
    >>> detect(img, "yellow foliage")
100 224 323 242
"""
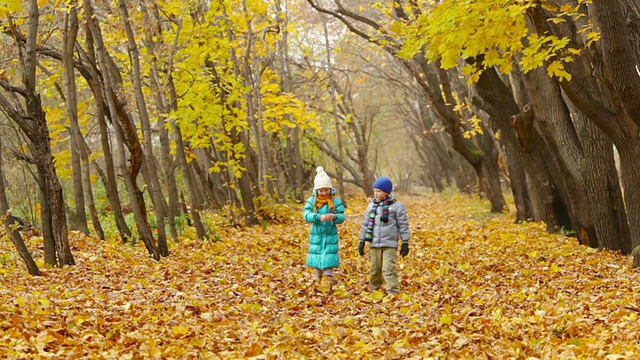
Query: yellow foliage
397 0 589 83
547 60 572 81
0 0 21 16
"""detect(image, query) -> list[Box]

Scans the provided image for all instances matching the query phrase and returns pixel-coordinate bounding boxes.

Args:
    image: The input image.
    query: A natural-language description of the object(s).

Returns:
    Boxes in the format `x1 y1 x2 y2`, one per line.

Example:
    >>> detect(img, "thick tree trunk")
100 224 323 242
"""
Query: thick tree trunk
589 0 640 129
499 57 534 222
472 66 561 230
529 4 636 253
33 108 76 266
38 185 57 266
522 65 592 242
615 141 640 253
572 109 630 250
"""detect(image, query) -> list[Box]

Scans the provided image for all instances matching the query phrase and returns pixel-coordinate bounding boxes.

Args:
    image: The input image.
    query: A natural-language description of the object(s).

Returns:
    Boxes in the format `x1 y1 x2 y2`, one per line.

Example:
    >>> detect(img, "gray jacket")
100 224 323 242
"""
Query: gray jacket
359 194 410 248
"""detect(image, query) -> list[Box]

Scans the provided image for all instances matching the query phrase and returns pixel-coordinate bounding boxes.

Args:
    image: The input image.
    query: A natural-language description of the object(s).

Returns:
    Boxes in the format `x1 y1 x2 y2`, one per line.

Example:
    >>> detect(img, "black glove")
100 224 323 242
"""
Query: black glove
400 242 409 257
358 241 365 256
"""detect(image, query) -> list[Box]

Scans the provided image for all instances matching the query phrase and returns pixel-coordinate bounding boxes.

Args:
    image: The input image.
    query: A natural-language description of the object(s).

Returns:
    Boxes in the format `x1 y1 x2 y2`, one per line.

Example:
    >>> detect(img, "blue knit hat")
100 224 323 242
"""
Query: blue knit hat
373 177 393 194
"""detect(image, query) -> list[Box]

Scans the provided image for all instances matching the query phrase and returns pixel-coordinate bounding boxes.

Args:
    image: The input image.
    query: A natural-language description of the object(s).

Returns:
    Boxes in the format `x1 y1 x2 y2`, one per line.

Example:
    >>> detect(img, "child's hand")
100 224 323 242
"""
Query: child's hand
320 214 335 222
400 242 409 257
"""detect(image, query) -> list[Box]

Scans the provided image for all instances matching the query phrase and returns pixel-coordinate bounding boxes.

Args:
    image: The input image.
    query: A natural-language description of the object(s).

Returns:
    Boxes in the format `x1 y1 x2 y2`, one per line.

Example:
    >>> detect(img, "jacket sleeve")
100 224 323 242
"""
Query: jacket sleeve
396 202 410 242
332 197 346 224
359 203 372 241
303 196 320 223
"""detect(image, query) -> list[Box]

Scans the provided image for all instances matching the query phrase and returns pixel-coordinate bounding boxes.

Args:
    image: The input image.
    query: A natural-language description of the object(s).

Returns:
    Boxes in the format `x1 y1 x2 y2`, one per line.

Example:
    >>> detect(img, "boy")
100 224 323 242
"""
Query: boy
358 176 410 294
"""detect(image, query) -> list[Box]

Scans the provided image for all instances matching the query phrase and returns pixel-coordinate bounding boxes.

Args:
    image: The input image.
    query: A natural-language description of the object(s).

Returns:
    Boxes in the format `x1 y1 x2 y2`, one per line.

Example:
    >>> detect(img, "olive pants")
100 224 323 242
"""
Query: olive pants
369 247 399 294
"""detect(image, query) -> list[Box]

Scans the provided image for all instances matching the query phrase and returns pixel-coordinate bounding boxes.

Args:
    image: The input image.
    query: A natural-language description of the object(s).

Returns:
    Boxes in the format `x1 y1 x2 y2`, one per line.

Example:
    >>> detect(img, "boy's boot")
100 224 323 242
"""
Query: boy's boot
327 276 334 294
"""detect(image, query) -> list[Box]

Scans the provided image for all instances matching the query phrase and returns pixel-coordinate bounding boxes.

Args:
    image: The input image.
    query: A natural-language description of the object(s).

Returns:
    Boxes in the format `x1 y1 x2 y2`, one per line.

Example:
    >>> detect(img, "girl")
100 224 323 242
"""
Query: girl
303 166 346 293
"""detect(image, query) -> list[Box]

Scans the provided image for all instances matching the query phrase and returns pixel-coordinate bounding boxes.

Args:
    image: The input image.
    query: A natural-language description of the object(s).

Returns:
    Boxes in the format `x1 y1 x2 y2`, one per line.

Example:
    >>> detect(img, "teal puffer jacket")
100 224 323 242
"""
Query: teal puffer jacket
303 189 345 270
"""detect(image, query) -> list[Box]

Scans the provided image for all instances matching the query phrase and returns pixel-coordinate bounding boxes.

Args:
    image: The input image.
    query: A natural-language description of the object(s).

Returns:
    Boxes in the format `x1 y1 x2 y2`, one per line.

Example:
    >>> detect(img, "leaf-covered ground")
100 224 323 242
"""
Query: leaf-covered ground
1 193 639 359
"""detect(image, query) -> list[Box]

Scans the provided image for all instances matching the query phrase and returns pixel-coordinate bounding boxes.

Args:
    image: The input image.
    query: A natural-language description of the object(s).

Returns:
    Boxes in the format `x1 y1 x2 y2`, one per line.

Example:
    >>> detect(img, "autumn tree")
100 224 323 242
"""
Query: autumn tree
0 0 75 266
307 0 508 212
0 135 39 275
397 0 637 252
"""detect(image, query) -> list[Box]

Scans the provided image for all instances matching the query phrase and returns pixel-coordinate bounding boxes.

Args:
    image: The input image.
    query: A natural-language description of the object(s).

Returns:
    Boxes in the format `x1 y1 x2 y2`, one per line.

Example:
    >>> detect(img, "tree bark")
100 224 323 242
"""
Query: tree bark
117 0 168 256
83 0 160 259
572 108 630 250
0 0 75 266
521 63 593 242
528 3 636 252
140 0 180 242
275 0 305 202
472 65 561 231
81 1 132 241
62 0 89 235
589 0 640 129
0 136 40 275
79 137 105 240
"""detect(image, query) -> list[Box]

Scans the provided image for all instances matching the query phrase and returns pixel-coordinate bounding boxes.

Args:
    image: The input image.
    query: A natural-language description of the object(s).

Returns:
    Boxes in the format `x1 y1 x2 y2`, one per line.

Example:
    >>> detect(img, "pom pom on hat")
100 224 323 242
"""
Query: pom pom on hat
314 166 333 190
373 176 393 194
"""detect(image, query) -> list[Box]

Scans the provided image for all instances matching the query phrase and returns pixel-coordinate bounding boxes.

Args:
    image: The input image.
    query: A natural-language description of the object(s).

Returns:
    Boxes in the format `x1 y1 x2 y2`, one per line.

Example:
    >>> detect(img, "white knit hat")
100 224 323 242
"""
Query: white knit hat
314 166 333 190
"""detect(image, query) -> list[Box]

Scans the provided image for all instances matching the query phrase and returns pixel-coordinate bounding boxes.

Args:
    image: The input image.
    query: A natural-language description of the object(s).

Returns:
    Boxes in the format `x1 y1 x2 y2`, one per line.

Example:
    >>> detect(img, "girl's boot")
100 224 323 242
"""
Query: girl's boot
315 269 323 288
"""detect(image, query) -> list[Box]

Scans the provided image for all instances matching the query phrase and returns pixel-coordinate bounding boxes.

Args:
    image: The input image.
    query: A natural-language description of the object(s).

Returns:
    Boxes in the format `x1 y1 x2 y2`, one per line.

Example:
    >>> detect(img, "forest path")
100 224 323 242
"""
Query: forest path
1 193 639 358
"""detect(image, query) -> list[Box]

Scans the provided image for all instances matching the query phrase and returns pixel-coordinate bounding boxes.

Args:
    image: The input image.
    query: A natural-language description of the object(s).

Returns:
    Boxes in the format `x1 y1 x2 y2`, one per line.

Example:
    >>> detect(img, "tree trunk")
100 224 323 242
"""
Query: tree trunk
140 0 180 242
79 137 105 240
589 0 640 129
422 59 507 212
0 136 40 275
81 1 132 241
274 0 305 202
117 0 168 256
521 64 592 242
62 0 89 235
167 78 208 240
0 0 75 266
529 3 637 253
231 130 259 226
615 141 640 253
472 65 561 231
572 108 630 250
84 0 159 259
323 19 346 205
